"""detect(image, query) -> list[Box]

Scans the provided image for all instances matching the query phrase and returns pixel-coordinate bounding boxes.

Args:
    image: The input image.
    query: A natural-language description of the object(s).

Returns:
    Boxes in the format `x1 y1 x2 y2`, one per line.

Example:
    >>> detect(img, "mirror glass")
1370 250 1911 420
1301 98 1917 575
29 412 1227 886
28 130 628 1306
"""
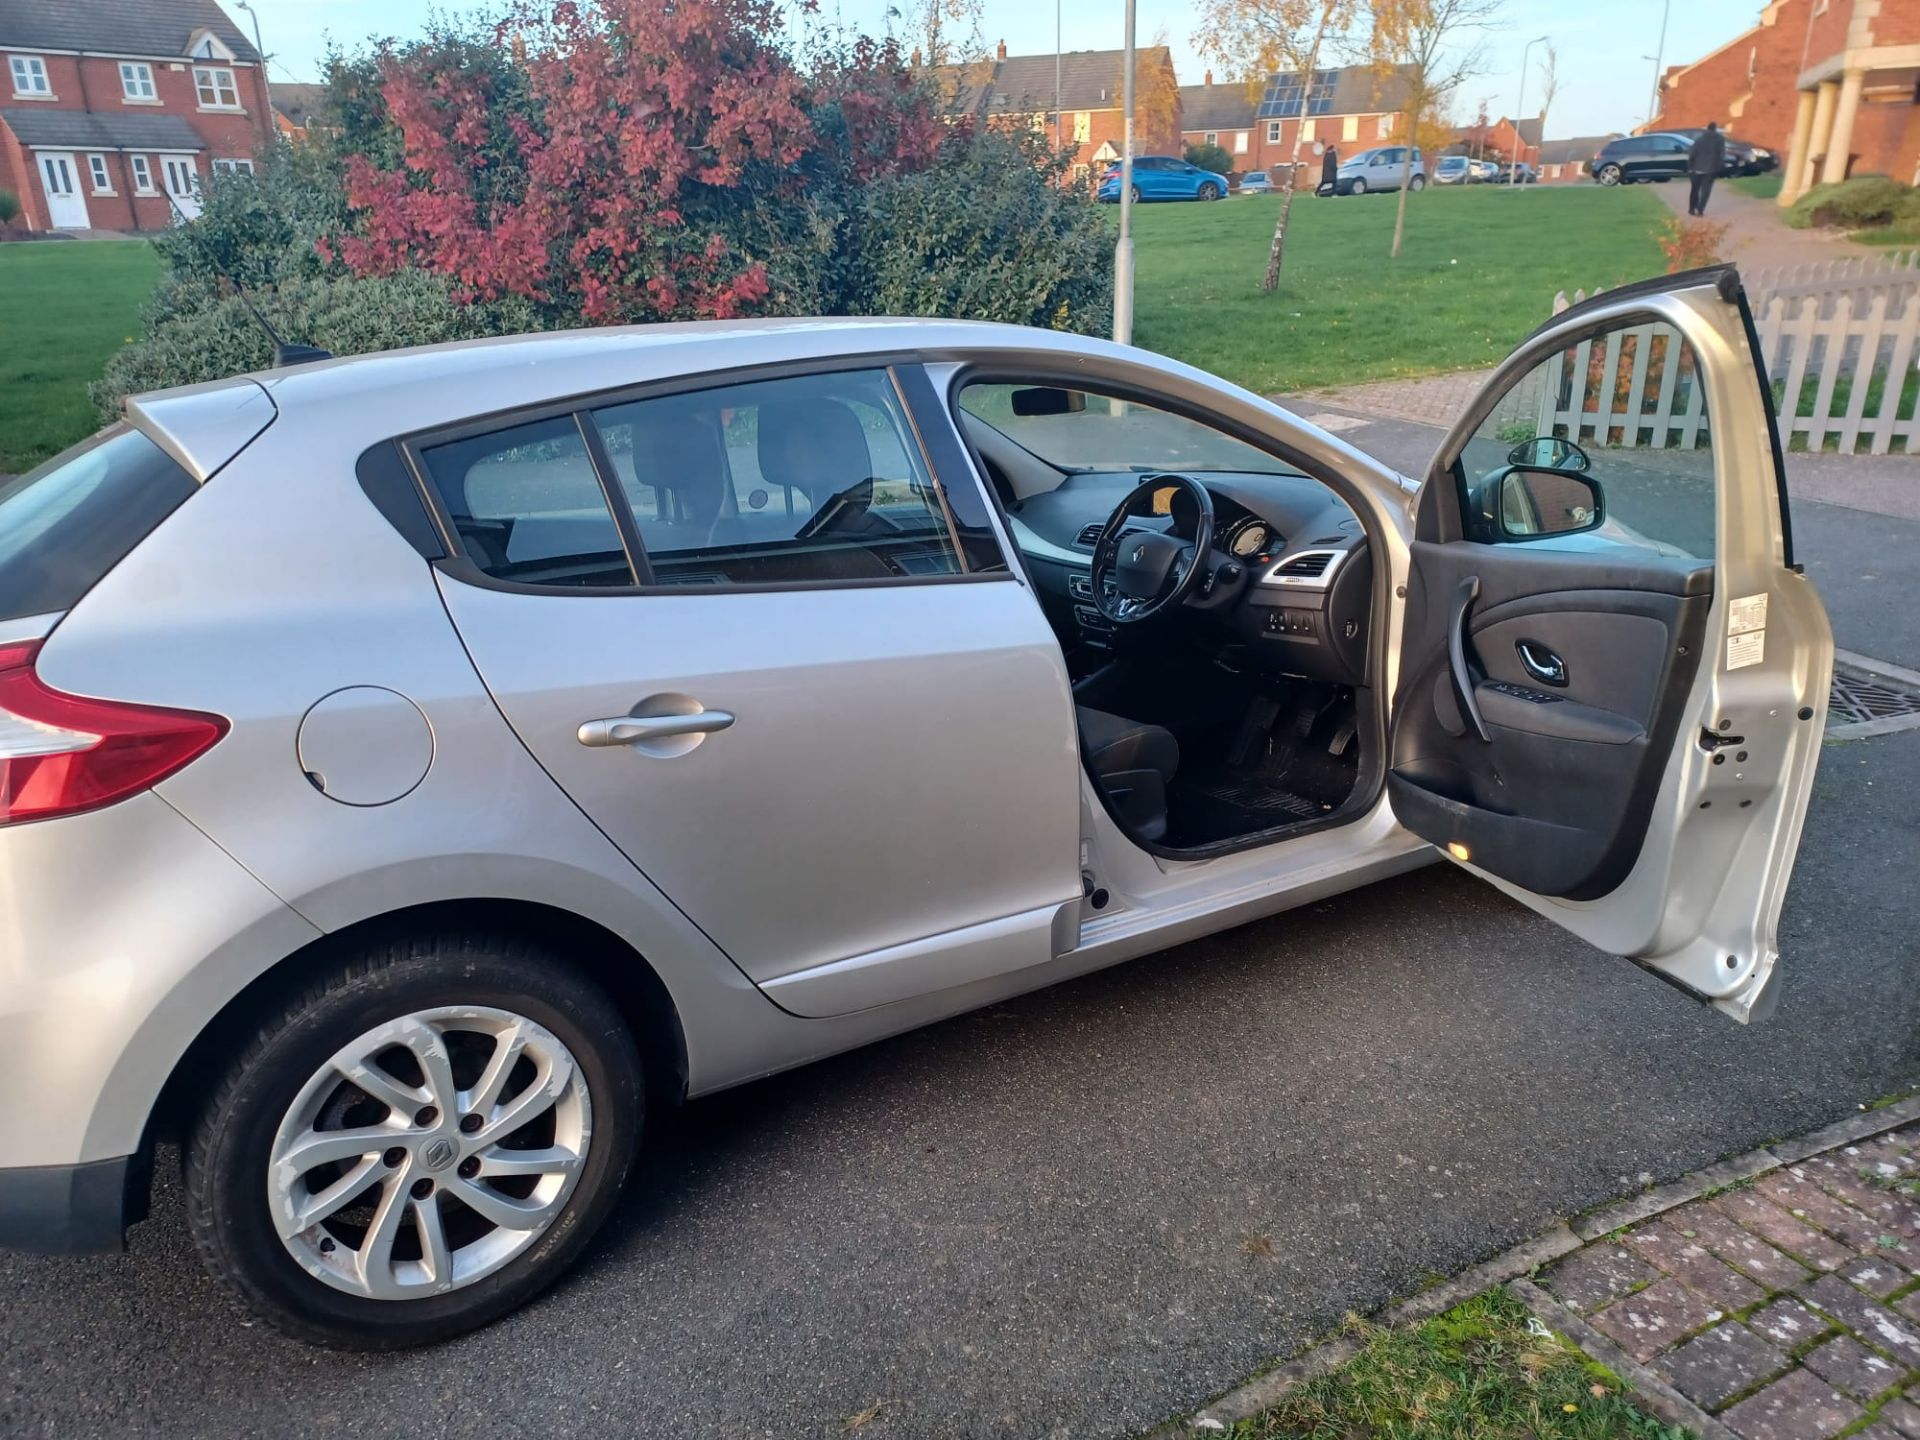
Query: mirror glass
1498 469 1602 538
1009 386 1087 418
1505 436 1590 472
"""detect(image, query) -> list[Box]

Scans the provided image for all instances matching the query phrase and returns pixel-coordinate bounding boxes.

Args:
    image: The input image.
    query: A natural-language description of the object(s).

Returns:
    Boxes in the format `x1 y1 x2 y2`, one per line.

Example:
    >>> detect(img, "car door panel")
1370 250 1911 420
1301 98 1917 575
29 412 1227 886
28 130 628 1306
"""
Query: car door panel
1385 269 1832 1022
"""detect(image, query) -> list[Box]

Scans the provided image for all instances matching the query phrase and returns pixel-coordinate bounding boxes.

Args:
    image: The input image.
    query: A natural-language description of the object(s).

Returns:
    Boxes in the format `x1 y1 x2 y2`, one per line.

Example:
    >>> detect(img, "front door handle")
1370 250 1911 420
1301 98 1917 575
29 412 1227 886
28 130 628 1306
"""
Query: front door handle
1516 640 1568 687
1448 576 1491 742
577 709 735 748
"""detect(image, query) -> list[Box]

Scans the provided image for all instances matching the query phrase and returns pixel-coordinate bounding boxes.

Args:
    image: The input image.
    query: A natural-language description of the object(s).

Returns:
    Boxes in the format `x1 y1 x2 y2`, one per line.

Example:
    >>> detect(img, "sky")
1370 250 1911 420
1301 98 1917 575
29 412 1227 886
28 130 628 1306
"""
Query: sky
239 0 1762 141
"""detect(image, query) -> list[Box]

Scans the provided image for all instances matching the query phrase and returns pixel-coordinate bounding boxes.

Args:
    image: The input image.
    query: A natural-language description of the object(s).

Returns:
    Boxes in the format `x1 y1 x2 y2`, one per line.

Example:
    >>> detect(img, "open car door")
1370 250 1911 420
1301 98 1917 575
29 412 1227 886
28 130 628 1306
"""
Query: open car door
1387 267 1832 1023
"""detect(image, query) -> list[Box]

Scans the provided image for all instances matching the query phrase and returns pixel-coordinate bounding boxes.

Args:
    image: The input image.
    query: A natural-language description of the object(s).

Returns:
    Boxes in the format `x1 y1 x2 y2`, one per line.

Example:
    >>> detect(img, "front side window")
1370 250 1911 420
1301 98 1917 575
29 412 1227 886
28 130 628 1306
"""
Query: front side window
1455 317 1716 558
1342 114 1359 142
1266 120 1281 143
87 154 109 191
129 154 154 192
119 62 155 100
1072 111 1090 143
590 369 968 587
959 384 1300 477
9 54 49 95
211 157 254 174
1233 130 1248 153
193 65 238 108
421 416 632 589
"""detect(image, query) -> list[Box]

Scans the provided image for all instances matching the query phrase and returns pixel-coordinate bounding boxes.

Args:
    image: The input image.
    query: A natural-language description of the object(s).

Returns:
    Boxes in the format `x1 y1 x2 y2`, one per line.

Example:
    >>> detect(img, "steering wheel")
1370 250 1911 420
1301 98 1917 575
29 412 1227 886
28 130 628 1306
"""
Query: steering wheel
1090 473 1215 625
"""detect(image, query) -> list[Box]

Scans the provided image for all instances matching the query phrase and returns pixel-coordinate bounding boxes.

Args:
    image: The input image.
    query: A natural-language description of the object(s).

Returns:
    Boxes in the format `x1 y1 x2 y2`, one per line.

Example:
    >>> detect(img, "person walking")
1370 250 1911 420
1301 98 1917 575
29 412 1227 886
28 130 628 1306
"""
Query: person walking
1319 143 1338 196
1688 122 1726 217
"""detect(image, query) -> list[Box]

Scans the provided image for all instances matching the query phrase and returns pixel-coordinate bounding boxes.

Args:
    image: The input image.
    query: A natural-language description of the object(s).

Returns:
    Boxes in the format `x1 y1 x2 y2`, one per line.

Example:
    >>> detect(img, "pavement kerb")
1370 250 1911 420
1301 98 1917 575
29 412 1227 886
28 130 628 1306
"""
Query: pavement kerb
1149 1090 1920 1438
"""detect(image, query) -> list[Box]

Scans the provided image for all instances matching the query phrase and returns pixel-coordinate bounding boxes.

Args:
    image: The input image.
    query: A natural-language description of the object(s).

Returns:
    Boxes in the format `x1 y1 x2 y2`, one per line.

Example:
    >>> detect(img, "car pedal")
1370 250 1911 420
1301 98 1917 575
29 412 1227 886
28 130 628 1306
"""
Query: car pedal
1326 716 1357 756
1228 697 1281 768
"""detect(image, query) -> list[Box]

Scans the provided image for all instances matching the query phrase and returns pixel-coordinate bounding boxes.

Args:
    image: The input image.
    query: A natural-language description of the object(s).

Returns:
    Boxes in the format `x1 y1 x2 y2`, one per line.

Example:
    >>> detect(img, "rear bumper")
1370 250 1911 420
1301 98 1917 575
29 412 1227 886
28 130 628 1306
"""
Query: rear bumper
0 1155 145 1253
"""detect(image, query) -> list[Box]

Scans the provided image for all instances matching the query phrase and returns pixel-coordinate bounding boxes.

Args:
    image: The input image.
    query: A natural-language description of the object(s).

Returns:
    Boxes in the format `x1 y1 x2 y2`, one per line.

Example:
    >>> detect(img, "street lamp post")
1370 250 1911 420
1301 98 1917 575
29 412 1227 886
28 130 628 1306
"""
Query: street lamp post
1510 35 1547 188
1113 0 1137 344
235 0 273 136
1646 0 1671 129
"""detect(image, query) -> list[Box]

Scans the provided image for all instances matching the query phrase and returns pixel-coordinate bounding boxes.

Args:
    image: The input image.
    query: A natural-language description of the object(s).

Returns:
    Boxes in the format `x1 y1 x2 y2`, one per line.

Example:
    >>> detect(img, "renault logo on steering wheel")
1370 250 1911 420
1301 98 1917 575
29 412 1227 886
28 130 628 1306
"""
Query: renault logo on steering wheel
1130 543 1147 563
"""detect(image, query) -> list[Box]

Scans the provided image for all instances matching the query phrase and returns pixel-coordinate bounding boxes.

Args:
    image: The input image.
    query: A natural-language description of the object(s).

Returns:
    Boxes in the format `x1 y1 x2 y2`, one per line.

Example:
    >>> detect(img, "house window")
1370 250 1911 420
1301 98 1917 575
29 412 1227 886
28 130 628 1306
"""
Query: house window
193 65 239 109
129 155 155 193
1203 131 1218 145
1266 120 1282 143
87 154 111 192
1341 114 1359 142
9 54 50 96
1377 114 1392 138
1072 111 1090 143
1234 131 1248 154
119 62 156 101
1301 119 1316 142
211 157 255 174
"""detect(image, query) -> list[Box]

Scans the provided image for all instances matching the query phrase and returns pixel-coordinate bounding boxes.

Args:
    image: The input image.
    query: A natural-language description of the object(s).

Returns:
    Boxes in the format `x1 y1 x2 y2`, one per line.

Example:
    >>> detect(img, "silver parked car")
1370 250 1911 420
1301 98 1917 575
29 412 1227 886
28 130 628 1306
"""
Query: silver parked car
0 268 1831 1346
1333 145 1427 194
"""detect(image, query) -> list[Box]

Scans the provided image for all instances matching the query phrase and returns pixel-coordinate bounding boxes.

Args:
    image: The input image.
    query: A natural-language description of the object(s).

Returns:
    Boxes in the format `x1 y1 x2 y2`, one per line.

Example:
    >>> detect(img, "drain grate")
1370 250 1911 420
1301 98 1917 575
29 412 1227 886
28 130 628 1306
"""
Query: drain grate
1828 657 1920 736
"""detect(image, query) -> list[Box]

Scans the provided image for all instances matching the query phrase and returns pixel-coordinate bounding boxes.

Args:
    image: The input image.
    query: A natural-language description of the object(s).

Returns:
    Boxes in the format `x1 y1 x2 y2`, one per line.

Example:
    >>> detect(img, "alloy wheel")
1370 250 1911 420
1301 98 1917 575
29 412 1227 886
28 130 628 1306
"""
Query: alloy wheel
266 1005 593 1300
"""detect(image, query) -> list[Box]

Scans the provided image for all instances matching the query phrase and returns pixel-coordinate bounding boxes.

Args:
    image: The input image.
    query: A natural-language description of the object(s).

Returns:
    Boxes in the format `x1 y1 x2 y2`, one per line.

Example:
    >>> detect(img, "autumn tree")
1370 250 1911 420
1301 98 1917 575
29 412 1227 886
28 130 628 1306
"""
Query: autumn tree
1114 36 1182 156
1196 0 1360 290
1537 42 1559 151
911 0 984 68
1366 0 1496 259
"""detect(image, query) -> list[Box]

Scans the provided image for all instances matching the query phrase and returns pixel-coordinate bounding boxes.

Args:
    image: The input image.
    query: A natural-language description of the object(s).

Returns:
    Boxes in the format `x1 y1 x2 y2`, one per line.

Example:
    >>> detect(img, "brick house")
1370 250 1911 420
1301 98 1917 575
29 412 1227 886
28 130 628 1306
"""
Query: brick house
270 82 332 140
1536 134 1621 182
0 0 272 234
1652 0 1920 204
1177 65 1418 181
1450 114 1543 167
932 42 1183 179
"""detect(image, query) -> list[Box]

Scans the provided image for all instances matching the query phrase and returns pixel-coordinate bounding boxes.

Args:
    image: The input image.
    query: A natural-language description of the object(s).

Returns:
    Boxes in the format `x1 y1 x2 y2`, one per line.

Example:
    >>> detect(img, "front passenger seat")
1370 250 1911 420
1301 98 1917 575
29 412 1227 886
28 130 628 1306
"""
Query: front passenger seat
1076 707 1179 843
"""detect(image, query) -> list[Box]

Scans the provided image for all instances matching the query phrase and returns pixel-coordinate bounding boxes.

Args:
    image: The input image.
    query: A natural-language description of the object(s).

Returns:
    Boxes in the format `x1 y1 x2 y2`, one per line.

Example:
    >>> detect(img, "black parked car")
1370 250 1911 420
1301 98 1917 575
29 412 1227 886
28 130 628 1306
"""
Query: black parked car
1664 127 1778 177
1495 162 1538 184
1587 133 1693 185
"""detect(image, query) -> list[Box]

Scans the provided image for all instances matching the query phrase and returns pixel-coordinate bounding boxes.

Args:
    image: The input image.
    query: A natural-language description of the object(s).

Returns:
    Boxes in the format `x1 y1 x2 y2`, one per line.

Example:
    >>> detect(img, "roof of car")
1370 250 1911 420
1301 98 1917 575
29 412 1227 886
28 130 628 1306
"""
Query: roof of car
132 319 1194 449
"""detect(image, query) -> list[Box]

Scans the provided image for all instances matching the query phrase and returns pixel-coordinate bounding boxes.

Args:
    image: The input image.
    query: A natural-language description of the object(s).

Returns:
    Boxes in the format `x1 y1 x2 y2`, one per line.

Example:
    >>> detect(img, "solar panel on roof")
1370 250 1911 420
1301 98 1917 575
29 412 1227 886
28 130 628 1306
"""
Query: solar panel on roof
1256 69 1335 119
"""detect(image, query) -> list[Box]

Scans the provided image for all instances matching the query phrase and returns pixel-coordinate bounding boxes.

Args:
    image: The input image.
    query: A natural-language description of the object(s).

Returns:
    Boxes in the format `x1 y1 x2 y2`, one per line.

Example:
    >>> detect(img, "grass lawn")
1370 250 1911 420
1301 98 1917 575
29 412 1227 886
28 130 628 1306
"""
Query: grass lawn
1130 183 1667 396
0 239 162 474
1729 173 1784 200
1227 1290 1688 1439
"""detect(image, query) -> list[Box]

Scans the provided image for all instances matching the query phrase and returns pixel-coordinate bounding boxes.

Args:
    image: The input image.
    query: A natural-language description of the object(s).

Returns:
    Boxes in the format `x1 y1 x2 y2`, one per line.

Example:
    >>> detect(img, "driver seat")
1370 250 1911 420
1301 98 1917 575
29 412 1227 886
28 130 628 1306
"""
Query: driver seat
1076 707 1179 843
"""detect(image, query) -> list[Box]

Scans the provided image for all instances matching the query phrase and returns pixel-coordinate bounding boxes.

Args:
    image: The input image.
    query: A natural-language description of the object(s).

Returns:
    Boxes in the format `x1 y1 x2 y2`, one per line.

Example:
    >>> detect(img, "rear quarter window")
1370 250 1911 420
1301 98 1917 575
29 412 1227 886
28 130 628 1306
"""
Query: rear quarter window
0 427 198 624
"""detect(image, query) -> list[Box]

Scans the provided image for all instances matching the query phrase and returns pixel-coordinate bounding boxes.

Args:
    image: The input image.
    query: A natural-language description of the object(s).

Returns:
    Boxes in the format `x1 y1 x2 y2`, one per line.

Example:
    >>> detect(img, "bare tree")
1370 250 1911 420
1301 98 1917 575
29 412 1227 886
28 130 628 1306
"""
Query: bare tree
1537 41 1559 144
1367 0 1497 259
913 0 984 68
1196 0 1361 291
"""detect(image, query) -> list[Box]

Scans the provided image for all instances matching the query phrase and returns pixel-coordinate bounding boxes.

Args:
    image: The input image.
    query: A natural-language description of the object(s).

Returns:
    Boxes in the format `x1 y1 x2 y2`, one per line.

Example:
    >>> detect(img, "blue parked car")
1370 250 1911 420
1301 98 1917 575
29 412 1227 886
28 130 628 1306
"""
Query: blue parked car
1097 155 1230 203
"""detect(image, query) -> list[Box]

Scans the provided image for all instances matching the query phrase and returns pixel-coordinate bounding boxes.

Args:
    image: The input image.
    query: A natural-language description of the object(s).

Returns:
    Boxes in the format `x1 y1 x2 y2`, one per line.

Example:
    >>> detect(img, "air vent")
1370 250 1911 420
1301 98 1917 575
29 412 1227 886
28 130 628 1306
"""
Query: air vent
1274 551 1334 578
1075 523 1105 548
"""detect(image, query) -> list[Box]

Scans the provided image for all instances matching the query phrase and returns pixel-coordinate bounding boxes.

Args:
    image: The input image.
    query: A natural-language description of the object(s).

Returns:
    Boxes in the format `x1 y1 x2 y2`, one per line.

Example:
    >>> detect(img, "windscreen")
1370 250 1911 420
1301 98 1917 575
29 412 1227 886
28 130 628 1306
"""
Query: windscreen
0 427 198 624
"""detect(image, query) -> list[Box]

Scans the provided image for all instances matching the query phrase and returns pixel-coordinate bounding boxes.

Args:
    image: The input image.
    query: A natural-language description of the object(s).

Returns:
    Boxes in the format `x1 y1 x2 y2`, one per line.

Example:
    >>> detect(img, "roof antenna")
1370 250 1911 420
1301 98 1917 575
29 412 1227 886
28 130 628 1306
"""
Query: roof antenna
162 185 333 368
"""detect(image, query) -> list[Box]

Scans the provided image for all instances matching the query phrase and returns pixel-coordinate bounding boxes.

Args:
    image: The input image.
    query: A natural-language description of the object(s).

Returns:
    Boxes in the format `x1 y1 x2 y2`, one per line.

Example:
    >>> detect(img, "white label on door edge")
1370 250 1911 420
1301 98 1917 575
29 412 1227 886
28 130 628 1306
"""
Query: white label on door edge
1728 628 1765 670
1729 593 1768 635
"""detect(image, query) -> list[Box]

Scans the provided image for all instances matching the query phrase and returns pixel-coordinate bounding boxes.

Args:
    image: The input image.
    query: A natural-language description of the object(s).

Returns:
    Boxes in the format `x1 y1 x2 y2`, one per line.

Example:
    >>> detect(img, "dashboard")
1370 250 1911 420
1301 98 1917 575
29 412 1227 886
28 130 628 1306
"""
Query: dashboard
1005 470 1374 687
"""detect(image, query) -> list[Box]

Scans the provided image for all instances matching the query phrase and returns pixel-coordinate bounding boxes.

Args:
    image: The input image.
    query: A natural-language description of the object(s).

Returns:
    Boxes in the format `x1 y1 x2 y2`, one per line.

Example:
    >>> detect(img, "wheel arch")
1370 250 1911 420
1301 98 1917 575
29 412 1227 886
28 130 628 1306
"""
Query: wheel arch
145 898 691 1165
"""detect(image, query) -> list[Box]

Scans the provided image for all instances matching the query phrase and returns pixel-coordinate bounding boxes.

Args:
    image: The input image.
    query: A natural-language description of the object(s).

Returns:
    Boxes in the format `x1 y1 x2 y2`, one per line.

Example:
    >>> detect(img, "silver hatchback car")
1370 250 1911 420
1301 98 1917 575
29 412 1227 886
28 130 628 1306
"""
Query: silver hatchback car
0 269 1830 1346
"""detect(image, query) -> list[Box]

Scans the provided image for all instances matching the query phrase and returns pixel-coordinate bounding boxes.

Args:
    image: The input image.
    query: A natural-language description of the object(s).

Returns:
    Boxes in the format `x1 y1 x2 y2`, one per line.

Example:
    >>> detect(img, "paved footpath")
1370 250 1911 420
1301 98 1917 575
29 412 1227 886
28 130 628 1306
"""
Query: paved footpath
1655 179 1881 272
1537 1121 1920 1439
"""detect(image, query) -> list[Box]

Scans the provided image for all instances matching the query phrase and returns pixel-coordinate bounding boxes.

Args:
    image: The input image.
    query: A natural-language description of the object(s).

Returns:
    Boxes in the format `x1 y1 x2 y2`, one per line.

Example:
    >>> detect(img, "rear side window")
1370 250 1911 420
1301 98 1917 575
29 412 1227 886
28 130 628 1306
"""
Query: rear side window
419 416 634 589
0 427 197 624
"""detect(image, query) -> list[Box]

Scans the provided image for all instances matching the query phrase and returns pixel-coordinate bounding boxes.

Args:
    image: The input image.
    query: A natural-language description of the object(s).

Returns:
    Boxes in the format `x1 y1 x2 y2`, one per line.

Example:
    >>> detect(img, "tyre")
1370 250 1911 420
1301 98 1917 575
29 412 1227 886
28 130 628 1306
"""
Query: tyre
1349 178 1367 196
1197 181 1221 201
1409 174 1426 192
1131 184 1142 203
185 936 644 1348
1595 164 1621 186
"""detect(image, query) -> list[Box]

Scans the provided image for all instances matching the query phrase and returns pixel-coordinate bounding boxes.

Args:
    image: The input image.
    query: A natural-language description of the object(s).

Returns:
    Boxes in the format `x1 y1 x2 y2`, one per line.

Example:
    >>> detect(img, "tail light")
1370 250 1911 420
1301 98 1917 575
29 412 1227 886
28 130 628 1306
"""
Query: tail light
0 639 228 827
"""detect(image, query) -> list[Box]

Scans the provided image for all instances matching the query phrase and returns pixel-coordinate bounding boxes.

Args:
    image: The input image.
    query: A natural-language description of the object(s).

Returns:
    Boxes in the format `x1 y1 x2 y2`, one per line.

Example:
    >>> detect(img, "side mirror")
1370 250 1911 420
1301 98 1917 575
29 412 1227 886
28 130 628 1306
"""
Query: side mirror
1010 386 1087 417
1497 467 1605 540
1506 435 1591 472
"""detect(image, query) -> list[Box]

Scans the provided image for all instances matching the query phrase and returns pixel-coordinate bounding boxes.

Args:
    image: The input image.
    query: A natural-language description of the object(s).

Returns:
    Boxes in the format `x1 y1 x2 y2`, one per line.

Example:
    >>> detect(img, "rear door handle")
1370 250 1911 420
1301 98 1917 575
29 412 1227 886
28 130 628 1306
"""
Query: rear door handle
577 710 735 748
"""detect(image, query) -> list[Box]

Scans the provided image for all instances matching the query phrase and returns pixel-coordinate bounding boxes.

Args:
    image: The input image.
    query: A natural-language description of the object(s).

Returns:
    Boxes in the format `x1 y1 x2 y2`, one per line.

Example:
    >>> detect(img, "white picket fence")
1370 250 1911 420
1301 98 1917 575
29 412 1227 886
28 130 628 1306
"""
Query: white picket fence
1548 251 1920 455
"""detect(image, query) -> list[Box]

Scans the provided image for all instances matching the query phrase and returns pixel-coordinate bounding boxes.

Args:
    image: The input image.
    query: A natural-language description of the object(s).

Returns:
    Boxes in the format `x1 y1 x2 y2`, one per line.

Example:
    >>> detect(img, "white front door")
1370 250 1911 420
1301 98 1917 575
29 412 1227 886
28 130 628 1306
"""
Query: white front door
160 156 200 220
37 153 88 229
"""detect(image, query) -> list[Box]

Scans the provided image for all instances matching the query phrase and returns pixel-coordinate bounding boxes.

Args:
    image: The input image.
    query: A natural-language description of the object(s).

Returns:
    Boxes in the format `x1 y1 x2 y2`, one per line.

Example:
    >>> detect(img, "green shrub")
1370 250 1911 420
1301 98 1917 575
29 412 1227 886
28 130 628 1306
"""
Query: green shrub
847 126 1113 334
93 269 544 417
151 141 349 287
1786 175 1915 230
0 187 18 227
1185 141 1234 177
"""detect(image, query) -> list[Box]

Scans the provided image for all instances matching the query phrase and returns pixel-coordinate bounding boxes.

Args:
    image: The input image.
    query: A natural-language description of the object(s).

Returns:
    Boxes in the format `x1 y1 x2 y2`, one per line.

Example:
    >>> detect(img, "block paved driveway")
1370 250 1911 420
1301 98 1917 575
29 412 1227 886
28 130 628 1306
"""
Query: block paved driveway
4 418 1919 1439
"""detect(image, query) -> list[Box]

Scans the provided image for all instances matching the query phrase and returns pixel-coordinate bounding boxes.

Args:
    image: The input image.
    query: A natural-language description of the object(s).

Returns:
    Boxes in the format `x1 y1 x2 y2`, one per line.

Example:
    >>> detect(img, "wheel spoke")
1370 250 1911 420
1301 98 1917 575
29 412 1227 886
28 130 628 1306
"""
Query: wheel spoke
476 1145 581 1180
389 1014 459 1115
475 1049 573 1143
277 1153 385 1240
354 1171 411 1296
462 1020 529 1117
412 1192 452 1287
446 1176 560 1231
274 1124 399 1177
336 1053 429 1118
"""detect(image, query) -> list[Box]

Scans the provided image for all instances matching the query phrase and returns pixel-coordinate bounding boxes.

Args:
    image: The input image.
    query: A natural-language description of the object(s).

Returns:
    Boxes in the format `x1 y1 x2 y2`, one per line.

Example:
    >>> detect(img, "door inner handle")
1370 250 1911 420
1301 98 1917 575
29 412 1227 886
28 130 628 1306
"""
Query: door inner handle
1515 640 1568 687
1448 575 1491 742
577 709 735 749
